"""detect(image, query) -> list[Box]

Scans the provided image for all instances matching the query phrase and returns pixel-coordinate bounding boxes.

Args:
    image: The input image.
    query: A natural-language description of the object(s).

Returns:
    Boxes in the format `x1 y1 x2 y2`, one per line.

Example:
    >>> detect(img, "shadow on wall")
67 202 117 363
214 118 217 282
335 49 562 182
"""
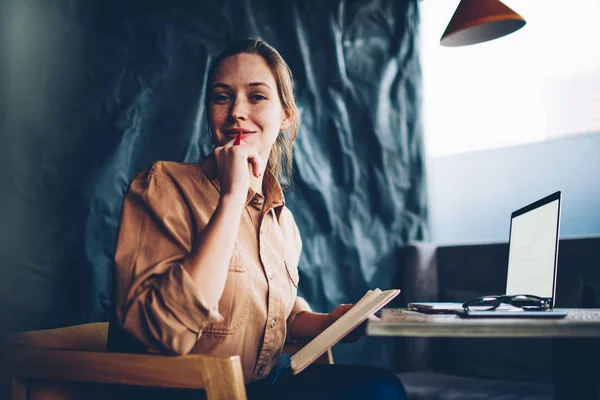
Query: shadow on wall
428 133 600 244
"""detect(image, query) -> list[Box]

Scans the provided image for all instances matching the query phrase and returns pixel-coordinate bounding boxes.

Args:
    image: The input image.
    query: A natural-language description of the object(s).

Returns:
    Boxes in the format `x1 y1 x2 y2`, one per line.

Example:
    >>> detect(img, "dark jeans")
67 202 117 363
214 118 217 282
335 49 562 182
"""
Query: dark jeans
115 364 406 400
246 364 407 400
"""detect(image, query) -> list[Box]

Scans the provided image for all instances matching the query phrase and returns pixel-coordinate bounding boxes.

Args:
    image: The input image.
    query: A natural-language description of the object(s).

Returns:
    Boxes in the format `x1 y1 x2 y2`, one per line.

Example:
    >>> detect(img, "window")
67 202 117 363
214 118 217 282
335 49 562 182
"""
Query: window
420 0 600 158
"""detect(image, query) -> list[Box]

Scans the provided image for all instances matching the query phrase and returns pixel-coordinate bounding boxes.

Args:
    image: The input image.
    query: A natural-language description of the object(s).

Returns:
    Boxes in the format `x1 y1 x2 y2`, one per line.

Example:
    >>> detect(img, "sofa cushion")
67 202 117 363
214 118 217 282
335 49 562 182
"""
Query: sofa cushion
431 243 553 383
398 370 552 400
430 337 552 383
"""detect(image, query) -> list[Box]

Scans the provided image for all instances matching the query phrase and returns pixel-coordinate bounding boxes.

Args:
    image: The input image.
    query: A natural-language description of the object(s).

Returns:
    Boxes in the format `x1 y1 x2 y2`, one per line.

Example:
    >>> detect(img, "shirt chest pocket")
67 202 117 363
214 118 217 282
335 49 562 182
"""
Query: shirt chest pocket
203 245 252 336
284 259 299 289
282 250 300 315
283 240 300 298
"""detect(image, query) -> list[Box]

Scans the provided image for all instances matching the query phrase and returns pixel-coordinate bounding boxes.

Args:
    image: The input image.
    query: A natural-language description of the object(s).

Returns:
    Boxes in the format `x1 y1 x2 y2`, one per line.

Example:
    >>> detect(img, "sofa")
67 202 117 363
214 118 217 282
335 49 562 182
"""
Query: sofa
393 236 600 400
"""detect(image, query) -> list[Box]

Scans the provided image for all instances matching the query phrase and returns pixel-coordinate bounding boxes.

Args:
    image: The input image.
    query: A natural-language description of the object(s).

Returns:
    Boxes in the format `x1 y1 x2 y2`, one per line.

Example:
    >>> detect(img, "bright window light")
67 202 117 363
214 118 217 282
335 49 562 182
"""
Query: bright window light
420 0 600 157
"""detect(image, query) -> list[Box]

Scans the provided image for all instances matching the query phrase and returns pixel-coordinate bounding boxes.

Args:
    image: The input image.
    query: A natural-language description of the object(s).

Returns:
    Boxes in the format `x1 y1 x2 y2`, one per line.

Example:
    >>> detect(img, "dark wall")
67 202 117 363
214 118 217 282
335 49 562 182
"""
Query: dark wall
0 0 426 369
429 133 600 245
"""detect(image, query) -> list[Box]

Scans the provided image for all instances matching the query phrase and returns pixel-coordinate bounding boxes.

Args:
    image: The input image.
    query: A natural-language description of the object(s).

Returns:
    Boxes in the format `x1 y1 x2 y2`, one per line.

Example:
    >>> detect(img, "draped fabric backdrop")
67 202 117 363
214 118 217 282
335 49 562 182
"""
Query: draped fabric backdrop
0 0 427 369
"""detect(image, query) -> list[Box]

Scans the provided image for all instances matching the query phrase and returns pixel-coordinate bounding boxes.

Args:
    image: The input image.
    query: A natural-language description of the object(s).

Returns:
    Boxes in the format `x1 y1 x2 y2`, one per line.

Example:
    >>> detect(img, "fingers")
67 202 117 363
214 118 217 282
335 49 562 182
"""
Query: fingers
338 304 355 314
219 133 248 149
246 151 262 177
367 314 381 322
214 141 262 177
221 135 241 149
330 304 355 320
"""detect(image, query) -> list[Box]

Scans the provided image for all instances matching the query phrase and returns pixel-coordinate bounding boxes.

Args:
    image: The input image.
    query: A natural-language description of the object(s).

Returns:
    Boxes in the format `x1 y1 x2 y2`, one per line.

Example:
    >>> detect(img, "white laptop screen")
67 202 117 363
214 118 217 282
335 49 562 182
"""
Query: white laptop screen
505 199 560 299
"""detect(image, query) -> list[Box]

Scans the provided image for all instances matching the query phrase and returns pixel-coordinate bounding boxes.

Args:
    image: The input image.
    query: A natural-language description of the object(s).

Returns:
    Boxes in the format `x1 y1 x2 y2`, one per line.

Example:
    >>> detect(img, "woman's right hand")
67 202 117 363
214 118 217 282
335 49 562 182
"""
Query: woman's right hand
213 137 262 200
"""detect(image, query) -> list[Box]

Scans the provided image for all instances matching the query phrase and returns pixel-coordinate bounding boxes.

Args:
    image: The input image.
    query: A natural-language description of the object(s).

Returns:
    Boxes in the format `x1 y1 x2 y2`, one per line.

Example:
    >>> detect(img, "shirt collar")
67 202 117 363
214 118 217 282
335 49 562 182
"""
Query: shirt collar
202 152 285 221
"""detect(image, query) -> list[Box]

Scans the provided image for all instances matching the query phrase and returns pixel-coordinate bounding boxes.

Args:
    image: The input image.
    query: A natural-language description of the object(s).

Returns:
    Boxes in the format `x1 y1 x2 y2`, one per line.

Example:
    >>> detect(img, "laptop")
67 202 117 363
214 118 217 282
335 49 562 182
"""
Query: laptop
409 191 566 317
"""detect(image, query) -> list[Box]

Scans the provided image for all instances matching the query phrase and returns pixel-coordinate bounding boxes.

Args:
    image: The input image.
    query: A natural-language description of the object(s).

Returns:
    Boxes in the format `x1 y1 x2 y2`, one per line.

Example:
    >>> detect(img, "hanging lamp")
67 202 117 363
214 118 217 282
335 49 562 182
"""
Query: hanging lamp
440 0 526 47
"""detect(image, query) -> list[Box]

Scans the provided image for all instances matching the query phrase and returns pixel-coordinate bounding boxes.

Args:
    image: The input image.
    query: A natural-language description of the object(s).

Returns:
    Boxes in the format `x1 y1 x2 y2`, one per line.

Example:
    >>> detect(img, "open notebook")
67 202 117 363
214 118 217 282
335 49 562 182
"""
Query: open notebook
290 288 400 374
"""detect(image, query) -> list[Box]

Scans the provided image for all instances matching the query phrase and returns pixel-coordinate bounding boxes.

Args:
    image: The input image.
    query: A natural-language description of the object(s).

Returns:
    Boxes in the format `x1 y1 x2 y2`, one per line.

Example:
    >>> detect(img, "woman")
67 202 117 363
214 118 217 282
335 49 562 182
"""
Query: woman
113 37 406 400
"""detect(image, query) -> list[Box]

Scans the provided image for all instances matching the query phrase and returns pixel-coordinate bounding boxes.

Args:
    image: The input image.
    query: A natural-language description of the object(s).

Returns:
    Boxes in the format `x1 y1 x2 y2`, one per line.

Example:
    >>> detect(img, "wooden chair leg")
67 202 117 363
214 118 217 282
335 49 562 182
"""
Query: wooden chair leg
11 378 27 400
203 357 247 400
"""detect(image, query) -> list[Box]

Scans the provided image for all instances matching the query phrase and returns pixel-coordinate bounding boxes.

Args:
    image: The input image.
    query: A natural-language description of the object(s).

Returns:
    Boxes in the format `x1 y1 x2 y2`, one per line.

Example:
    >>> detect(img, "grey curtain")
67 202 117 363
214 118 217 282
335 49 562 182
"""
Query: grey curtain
0 0 427 369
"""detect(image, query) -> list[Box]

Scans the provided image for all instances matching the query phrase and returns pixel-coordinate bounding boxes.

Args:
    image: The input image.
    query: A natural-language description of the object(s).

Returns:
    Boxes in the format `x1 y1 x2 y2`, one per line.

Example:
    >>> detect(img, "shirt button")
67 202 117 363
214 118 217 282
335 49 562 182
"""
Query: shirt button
270 318 277 328
268 273 274 280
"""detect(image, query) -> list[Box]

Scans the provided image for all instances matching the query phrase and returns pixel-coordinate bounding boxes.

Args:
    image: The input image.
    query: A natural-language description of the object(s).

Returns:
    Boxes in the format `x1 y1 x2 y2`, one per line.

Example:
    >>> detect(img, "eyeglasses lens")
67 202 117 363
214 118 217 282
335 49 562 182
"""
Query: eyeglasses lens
508 295 549 310
465 296 501 311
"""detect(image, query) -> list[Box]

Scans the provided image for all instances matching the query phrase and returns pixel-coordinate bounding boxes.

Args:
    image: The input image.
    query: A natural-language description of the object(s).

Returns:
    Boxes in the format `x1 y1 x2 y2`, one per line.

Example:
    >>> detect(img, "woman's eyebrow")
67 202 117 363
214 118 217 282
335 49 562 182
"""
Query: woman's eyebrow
211 82 232 90
248 82 272 90
211 82 272 90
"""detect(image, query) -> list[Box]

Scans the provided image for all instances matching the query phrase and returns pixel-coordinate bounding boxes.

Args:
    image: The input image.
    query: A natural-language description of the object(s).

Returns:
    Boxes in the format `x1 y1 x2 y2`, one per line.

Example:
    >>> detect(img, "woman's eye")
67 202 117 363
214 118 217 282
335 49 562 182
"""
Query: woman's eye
251 94 267 101
212 94 231 103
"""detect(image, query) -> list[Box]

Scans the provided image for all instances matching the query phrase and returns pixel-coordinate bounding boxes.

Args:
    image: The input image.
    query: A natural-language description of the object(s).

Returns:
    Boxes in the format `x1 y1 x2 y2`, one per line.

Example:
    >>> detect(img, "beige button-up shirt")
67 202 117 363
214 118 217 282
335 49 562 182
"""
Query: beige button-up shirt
114 154 312 382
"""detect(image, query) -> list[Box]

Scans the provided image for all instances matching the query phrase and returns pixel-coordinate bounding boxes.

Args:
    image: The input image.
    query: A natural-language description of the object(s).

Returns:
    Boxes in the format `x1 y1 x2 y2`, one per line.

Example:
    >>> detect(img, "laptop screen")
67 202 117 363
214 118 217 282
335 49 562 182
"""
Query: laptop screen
505 194 561 300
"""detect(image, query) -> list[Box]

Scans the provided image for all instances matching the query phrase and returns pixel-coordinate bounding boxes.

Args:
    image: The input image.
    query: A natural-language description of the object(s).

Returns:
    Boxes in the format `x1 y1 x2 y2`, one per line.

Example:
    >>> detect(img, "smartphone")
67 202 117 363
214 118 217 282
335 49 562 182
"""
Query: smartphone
457 310 567 319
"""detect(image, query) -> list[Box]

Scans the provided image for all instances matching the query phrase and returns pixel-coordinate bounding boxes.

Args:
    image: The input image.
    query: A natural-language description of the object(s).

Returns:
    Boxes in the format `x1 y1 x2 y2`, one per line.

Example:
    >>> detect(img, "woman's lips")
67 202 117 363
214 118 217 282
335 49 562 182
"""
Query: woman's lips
225 129 254 136
224 130 255 142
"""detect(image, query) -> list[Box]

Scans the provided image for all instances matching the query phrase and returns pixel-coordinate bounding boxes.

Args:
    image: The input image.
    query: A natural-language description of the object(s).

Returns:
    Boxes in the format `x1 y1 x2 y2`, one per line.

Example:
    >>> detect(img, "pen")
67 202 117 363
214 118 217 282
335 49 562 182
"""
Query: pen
234 132 242 146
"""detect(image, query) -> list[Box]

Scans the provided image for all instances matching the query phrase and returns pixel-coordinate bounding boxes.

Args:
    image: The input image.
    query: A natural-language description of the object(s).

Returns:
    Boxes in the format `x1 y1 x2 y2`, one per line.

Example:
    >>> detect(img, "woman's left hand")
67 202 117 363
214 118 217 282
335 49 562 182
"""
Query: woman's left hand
325 304 381 343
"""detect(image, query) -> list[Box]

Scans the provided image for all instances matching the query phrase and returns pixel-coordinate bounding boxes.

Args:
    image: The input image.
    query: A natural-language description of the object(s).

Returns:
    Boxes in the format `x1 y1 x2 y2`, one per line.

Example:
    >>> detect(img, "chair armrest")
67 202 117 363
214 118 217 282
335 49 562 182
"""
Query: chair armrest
6 346 246 400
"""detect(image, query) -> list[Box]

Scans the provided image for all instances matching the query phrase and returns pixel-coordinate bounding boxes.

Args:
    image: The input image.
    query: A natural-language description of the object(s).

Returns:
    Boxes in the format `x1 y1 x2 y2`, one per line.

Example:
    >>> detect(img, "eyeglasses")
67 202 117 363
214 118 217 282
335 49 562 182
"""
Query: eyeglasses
462 294 551 311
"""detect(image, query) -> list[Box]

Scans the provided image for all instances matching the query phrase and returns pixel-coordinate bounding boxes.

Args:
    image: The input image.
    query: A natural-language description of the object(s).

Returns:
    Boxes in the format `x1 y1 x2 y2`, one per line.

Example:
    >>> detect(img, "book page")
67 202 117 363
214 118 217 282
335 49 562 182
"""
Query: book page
290 288 400 374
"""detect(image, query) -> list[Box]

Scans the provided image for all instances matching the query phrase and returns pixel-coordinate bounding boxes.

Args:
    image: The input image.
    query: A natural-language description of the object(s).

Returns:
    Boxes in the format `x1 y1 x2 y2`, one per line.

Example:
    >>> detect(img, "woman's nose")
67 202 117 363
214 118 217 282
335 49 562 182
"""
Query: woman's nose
229 98 248 121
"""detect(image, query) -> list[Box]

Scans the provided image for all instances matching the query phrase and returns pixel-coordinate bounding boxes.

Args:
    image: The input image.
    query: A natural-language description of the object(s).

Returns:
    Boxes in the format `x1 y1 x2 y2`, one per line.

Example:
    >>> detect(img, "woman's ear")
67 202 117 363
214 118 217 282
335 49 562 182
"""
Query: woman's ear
280 109 294 131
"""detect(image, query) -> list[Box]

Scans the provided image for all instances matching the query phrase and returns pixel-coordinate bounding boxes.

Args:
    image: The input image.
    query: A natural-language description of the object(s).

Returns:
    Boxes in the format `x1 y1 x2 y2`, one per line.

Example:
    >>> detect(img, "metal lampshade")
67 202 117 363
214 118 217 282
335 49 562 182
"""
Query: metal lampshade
440 0 526 47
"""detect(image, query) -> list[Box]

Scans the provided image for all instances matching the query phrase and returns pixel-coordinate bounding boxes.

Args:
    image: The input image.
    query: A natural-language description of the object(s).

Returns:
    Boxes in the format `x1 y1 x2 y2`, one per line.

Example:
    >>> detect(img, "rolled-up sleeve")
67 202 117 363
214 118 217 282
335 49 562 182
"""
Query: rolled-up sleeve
286 297 313 330
114 166 222 355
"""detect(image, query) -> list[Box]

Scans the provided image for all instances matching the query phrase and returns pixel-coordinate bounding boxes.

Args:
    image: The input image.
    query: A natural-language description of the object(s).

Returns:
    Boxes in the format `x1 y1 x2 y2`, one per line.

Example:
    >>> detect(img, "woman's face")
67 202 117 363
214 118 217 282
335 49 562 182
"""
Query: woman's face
209 53 292 158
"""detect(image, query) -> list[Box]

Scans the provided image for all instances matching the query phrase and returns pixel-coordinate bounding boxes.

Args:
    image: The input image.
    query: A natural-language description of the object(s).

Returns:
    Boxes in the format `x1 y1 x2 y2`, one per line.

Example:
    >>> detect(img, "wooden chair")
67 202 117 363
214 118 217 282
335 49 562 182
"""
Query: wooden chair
1 322 332 400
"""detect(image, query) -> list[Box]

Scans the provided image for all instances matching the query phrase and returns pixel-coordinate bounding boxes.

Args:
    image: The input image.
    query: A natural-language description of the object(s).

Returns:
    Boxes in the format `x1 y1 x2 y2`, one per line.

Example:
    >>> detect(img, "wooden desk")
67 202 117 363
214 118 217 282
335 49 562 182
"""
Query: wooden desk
367 308 600 400
367 308 600 338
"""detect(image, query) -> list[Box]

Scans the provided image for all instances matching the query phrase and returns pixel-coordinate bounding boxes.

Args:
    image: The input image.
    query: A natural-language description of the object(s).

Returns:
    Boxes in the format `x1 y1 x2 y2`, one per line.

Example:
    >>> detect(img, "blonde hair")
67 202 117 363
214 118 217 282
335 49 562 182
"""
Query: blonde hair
206 37 299 186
